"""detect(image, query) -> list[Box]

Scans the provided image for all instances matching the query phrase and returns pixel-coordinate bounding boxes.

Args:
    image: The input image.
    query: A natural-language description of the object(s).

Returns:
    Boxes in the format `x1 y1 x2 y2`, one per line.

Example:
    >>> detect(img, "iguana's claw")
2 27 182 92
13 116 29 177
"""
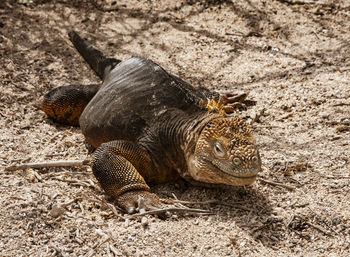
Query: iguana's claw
117 190 163 214
223 102 247 113
222 92 248 104
221 92 248 113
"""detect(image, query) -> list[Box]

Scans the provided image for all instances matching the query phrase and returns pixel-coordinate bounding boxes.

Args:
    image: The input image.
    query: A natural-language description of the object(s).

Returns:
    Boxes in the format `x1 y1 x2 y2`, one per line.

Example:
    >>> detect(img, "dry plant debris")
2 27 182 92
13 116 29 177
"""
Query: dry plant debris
1 0 349 256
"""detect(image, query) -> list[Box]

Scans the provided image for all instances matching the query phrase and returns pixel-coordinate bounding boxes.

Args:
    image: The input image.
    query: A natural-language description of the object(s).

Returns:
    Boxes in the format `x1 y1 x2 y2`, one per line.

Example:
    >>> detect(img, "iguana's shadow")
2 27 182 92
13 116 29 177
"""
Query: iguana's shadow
47 123 281 248
153 181 284 249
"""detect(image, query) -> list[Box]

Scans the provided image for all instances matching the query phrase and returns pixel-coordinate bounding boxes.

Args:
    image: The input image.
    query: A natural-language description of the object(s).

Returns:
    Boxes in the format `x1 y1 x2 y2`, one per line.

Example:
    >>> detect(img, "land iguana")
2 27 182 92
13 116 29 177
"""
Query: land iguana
42 31 261 214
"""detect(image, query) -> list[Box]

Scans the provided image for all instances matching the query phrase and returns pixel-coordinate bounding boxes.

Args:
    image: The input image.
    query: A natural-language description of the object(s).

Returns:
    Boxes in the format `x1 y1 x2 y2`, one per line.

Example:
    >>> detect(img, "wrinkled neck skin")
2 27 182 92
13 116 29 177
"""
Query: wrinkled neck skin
182 113 223 184
145 110 222 183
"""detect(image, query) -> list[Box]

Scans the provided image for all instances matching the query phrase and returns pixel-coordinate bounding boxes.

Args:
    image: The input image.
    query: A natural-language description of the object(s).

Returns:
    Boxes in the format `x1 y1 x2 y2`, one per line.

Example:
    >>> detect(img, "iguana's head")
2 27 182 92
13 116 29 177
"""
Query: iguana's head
188 116 261 186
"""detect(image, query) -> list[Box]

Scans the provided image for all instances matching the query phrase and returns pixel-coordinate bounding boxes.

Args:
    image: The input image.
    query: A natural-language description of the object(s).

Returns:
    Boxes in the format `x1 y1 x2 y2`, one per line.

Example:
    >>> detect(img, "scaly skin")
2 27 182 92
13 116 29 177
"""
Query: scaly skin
42 84 99 126
187 115 260 186
90 109 260 213
41 31 261 213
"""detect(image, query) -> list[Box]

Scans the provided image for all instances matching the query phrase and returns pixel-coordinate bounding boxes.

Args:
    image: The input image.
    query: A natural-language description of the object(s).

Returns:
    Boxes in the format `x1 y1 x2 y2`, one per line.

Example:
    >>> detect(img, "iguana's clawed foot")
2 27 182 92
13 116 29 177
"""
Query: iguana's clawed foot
222 92 248 113
117 190 163 214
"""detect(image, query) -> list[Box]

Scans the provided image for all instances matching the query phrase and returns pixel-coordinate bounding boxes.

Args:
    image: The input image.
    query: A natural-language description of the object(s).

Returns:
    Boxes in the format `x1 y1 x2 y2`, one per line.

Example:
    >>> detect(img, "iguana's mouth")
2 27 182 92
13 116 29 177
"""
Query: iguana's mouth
218 167 258 180
188 155 258 186
208 160 258 186
210 160 259 179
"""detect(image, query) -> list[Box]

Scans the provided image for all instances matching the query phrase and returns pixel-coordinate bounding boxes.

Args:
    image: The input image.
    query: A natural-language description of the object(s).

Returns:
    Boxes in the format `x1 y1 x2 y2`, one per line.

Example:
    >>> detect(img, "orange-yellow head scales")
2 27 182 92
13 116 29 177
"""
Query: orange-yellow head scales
189 116 261 186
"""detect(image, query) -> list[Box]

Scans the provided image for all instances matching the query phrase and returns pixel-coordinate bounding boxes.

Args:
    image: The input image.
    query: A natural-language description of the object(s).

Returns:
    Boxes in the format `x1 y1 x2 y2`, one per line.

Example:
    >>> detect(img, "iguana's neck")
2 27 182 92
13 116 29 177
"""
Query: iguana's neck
182 112 222 154
152 111 221 173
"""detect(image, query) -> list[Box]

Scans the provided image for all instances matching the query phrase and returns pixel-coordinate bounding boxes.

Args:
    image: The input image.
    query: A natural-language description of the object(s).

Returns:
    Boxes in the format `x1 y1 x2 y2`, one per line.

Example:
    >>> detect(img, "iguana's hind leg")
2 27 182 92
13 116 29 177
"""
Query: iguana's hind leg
93 140 163 214
42 83 99 126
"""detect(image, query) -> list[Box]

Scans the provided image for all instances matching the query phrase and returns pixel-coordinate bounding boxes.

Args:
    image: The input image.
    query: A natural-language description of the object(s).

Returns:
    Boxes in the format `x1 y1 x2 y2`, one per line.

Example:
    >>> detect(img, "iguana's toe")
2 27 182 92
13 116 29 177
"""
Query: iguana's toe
221 92 248 113
223 102 247 113
222 92 248 104
117 190 163 214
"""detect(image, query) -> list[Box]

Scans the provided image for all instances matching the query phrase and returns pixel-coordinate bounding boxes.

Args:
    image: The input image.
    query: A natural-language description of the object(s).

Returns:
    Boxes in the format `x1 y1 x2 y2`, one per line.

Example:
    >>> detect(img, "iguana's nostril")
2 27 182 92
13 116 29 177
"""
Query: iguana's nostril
251 155 261 172
233 158 241 166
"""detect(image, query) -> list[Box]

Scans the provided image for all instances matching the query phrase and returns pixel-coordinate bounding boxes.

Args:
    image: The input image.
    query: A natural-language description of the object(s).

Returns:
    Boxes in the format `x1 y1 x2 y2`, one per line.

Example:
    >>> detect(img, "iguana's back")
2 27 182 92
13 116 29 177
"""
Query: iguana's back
80 56 208 148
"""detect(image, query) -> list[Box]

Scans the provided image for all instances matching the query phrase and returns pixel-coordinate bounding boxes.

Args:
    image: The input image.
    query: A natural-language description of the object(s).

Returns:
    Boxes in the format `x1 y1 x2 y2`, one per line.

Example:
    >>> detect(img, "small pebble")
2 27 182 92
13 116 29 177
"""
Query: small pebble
141 217 148 228
125 216 132 224
176 240 182 246
49 204 65 218
24 169 37 183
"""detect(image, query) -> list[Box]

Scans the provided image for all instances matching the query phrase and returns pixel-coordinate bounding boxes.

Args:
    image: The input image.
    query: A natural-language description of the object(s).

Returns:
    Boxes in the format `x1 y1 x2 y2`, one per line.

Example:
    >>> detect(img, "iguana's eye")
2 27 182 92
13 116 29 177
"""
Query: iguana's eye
213 142 225 158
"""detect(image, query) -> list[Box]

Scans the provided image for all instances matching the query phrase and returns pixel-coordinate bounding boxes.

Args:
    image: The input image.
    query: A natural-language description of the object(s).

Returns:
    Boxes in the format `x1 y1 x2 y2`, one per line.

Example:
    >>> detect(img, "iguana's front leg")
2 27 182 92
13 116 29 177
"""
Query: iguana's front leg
93 140 162 213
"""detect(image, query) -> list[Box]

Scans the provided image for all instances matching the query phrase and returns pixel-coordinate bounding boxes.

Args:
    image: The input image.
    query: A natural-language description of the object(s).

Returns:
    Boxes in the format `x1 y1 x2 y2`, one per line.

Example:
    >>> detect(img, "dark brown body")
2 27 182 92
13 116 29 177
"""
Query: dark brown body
80 56 213 148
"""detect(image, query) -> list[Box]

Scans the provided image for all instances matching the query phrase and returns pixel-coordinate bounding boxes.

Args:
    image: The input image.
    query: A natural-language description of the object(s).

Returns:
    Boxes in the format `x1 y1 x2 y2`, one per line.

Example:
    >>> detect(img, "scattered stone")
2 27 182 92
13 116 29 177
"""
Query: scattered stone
141 217 149 228
24 168 37 183
335 125 350 133
49 204 66 218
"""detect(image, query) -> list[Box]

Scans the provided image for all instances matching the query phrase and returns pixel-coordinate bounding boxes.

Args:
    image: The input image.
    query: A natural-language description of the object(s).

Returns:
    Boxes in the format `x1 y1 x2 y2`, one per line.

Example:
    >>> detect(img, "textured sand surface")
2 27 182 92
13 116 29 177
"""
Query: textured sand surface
1 0 349 256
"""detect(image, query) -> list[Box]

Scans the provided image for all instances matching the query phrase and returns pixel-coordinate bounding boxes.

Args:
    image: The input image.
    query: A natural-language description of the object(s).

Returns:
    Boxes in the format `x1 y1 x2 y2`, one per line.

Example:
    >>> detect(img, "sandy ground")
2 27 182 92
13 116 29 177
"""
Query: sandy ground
1 0 350 256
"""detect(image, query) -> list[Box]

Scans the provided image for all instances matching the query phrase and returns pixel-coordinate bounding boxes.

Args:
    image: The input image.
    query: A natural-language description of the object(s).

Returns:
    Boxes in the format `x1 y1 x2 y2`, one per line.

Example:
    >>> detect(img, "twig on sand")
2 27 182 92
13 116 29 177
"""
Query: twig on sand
323 175 350 179
50 177 95 188
109 244 120 255
129 207 212 219
277 0 323 5
170 198 253 212
170 199 219 205
308 207 339 235
305 222 333 236
259 178 295 191
5 159 90 171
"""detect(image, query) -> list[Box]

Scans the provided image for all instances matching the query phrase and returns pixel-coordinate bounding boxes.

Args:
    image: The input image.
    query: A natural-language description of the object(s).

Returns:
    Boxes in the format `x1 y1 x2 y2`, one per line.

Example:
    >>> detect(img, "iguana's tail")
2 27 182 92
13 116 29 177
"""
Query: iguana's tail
41 31 121 126
68 31 121 80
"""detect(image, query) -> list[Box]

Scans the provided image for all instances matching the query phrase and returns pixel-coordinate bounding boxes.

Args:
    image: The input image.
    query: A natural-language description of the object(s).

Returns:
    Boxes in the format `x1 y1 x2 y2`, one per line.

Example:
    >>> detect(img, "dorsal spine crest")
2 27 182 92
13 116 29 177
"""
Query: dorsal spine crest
206 97 227 116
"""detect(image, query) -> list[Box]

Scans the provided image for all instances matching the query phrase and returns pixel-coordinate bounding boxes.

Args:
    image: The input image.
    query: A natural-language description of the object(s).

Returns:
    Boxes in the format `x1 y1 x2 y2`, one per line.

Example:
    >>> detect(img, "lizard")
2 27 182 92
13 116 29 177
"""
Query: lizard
42 31 261 214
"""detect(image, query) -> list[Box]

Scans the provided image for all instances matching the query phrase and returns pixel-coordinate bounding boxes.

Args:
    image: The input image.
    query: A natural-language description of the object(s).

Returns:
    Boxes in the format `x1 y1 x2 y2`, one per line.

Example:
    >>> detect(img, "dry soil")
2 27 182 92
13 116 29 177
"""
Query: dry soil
1 0 350 256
